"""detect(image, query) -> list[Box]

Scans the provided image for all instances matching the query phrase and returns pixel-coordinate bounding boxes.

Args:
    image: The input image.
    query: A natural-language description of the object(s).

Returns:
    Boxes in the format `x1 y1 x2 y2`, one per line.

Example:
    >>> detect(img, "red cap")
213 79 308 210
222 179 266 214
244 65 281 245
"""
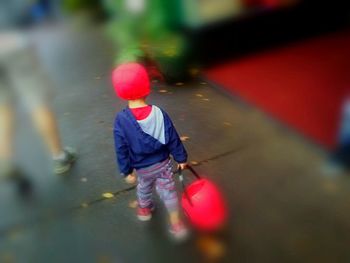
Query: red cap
112 63 150 100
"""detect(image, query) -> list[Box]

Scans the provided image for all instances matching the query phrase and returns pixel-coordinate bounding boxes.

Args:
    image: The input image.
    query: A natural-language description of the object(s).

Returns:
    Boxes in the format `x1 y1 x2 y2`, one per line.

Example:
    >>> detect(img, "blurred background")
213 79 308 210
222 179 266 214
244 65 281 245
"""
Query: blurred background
0 0 350 262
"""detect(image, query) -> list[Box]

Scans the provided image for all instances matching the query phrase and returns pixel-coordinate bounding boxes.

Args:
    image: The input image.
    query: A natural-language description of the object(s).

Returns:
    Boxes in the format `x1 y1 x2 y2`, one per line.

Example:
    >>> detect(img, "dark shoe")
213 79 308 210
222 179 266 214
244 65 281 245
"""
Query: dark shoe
0 165 33 196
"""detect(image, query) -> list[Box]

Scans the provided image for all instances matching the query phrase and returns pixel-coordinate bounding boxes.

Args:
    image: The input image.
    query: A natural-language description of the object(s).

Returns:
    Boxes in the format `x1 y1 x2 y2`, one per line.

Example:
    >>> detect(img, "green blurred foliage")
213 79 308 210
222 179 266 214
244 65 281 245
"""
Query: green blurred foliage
103 0 191 81
63 0 101 13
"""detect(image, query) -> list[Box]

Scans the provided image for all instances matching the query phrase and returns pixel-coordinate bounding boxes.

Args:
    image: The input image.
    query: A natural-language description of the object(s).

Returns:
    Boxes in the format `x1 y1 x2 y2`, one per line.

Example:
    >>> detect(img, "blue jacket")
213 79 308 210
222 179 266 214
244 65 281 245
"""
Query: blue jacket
113 107 188 176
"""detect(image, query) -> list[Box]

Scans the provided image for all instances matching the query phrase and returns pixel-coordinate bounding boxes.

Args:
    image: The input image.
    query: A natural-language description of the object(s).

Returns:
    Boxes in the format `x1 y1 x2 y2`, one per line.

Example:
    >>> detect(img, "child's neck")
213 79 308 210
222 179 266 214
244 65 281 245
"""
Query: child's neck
128 99 148 109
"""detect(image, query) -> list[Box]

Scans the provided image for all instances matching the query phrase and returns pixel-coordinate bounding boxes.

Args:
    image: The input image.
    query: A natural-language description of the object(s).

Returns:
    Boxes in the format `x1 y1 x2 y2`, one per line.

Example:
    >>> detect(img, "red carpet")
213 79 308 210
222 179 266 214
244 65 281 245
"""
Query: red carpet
205 30 350 148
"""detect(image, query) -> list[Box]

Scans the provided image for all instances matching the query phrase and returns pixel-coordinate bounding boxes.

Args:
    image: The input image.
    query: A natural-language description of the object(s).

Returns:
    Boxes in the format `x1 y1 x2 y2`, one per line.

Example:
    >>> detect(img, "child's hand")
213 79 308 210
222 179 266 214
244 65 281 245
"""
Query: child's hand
125 174 137 184
177 163 188 170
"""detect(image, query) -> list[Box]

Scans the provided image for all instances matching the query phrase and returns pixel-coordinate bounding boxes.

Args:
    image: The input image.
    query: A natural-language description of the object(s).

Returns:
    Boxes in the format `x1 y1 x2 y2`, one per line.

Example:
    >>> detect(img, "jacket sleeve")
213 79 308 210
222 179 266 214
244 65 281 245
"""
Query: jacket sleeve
164 113 188 163
113 116 133 177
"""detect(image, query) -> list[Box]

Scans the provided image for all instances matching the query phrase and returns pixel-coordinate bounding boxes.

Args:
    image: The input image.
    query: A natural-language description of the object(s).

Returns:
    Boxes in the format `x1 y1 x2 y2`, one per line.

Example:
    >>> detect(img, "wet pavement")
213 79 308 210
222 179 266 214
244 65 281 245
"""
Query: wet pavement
0 23 350 263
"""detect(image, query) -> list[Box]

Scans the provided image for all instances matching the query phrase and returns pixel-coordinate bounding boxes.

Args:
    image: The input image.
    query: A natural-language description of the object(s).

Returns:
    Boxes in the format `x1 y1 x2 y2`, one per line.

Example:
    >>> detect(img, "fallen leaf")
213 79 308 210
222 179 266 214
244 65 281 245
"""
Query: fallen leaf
97 255 112 263
191 161 199 165
128 200 138 208
323 181 338 193
80 177 87 183
196 235 226 261
46 209 55 219
8 227 22 241
176 82 184 86
189 68 200 75
195 94 203 97
81 202 89 208
202 98 210 101
102 192 114 199
0 253 15 263
180 136 190 142
95 73 105 79
158 89 168 93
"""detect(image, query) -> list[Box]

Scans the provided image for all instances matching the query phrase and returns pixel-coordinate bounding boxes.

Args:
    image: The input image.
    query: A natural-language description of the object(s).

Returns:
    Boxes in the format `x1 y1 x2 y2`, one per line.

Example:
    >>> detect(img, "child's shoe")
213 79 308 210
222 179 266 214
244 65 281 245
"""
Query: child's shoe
137 204 155 221
137 207 152 221
169 222 189 241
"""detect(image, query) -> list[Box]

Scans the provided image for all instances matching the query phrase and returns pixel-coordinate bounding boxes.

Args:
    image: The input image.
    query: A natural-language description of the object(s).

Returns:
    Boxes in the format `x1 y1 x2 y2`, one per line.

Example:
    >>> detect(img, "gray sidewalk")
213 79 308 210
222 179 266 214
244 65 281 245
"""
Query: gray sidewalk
0 24 350 263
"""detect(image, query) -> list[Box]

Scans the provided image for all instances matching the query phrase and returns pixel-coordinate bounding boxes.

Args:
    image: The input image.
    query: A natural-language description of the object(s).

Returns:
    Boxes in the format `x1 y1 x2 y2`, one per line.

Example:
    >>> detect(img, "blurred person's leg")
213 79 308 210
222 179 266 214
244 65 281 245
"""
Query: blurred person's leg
31 105 77 174
7 41 76 174
31 105 63 157
0 79 14 179
0 34 33 195
324 96 350 175
0 104 14 162
0 101 32 194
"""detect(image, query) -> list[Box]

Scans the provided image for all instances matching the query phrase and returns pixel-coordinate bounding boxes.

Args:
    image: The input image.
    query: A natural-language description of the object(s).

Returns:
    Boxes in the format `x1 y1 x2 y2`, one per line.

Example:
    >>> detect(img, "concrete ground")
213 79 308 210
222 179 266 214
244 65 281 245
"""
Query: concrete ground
0 23 350 263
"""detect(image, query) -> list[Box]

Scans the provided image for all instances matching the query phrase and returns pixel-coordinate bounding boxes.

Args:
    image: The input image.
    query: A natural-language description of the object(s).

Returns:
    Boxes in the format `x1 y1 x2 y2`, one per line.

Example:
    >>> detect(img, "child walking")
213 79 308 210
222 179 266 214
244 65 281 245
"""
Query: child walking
112 63 188 240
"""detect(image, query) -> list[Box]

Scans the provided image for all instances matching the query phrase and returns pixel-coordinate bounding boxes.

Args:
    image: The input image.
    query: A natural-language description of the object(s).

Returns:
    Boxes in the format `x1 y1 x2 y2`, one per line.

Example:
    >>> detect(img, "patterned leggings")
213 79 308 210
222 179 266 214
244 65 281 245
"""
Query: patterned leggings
136 159 179 213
